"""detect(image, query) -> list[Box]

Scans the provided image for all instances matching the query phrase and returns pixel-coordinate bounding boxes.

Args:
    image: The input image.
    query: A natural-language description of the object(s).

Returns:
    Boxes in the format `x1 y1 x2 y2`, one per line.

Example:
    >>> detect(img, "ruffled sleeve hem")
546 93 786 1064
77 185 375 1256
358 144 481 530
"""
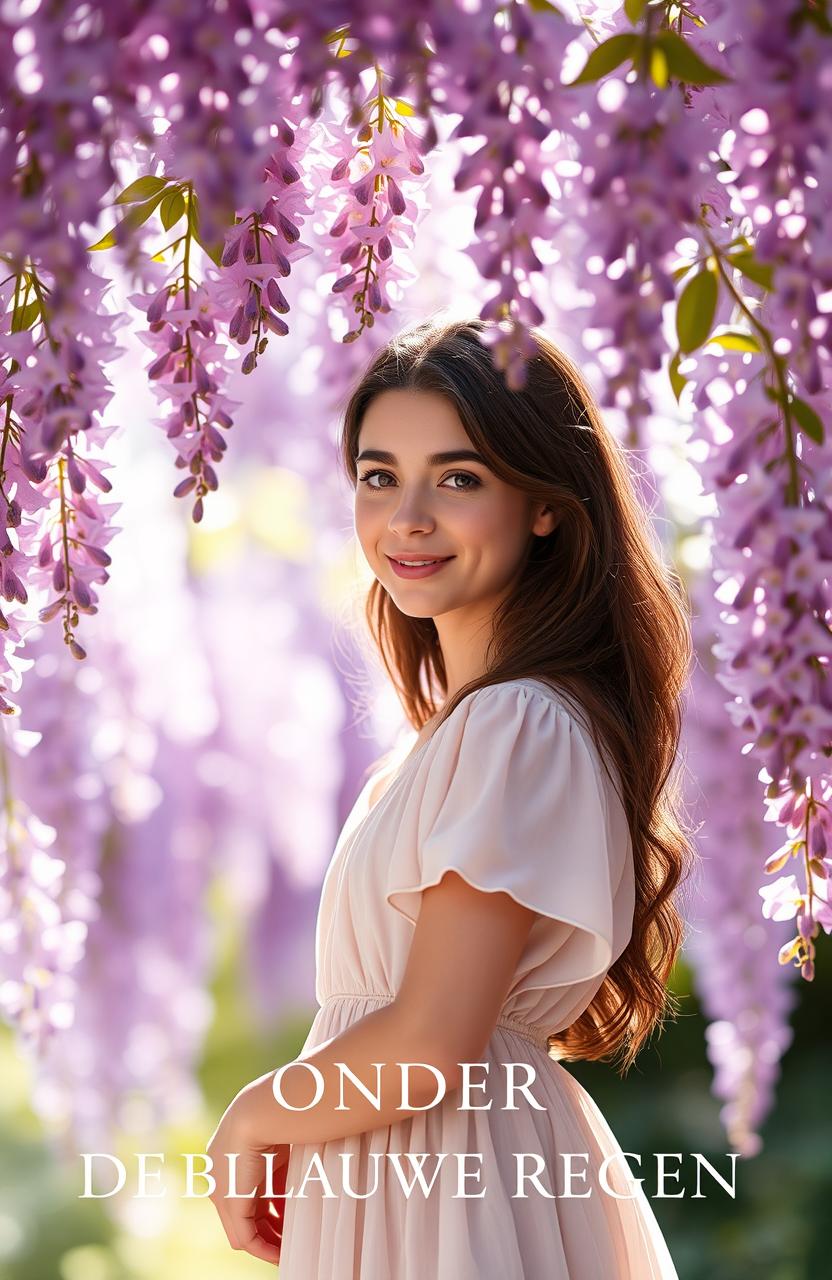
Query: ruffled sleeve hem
383 681 628 991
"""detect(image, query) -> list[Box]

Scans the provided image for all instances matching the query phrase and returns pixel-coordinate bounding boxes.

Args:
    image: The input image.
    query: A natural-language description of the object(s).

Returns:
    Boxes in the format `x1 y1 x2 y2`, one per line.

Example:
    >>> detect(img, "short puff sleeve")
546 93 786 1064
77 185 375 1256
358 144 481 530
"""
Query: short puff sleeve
384 683 629 990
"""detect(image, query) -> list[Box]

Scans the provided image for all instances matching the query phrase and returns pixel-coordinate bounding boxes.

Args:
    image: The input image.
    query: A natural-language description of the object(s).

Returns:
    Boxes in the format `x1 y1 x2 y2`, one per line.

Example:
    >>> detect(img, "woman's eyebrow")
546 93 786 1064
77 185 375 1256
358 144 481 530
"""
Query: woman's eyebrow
356 448 488 466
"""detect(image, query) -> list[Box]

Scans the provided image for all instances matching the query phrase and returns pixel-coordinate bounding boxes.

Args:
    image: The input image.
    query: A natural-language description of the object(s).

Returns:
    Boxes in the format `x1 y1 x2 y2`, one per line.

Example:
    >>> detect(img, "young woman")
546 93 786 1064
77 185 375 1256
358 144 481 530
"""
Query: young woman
207 317 693 1277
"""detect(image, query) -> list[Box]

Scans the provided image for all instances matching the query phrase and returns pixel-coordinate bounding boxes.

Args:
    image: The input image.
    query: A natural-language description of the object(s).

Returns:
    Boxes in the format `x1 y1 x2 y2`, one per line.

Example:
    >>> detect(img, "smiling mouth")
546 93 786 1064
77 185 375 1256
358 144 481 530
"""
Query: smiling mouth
384 554 456 580
386 556 454 566
389 555 448 565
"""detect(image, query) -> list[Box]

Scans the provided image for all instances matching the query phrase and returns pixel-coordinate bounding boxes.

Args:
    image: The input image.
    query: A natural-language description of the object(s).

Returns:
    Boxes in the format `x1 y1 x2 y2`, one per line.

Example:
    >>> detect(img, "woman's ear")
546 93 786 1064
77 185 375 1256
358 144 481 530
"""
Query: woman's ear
531 503 558 538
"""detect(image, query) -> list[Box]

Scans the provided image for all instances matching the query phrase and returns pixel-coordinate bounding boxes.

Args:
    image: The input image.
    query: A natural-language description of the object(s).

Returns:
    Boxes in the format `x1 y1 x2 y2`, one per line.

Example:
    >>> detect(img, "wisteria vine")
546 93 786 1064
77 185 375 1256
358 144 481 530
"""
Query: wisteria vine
1 0 830 1157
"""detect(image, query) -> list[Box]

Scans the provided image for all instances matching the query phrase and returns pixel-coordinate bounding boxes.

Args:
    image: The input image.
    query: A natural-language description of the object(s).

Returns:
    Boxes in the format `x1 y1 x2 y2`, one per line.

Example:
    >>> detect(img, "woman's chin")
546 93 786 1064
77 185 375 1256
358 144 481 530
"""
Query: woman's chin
393 601 443 620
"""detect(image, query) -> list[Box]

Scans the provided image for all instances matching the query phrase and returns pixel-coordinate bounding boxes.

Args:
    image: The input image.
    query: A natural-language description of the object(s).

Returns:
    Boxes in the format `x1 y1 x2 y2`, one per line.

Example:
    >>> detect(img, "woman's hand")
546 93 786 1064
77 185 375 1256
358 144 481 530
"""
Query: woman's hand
252 1146 290 1262
206 1082 290 1265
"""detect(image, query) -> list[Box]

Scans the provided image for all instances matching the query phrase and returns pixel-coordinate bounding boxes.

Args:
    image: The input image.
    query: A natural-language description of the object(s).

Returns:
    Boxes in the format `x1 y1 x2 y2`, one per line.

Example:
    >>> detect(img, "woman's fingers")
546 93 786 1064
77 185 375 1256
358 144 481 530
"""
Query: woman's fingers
239 1233 282 1264
255 1154 288 1236
236 1212 283 1261
215 1203 283 1263
206 1118 290 1264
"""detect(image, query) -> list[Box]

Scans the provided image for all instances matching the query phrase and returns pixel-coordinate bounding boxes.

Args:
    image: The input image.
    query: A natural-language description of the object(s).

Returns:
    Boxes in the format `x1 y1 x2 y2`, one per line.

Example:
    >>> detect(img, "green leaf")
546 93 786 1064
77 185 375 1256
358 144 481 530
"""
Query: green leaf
809 7 832 36
655 30 731 86
187 190 233 265
527 0 563 12
650 46 669 89
160 188 186 231
87 188 168 251
726 250 774 291
668 351 687 404
564 33 638 87
195 234 224 268
790 396 825 444
676 269 718 354
88 227 118 252
151 235 187 263
625 0 649 23
671 260 698 283
115 175 168 205
705 329 761 354
10 297 41 333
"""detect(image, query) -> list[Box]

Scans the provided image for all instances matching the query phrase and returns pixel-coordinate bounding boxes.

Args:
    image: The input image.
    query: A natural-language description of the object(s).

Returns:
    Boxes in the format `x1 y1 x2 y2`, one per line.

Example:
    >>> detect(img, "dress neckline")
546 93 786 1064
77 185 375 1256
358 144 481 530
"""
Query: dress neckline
362 724 436 819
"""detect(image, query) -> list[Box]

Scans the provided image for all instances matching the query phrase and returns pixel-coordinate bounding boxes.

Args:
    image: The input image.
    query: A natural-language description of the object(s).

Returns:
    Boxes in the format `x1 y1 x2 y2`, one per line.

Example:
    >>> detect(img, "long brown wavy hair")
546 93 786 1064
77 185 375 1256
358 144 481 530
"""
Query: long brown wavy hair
338 316 695 1074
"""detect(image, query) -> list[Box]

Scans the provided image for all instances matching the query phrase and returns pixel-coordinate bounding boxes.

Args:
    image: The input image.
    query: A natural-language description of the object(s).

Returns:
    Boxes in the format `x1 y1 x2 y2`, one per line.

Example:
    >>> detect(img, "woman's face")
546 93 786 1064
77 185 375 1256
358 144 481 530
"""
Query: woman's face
353 389 555 622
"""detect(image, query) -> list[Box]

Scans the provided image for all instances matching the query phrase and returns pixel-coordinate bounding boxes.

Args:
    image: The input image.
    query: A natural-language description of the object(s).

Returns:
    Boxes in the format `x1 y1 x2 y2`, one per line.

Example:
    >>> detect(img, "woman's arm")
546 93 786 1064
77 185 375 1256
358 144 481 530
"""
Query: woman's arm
207 872 537 1261
221 871 538 1148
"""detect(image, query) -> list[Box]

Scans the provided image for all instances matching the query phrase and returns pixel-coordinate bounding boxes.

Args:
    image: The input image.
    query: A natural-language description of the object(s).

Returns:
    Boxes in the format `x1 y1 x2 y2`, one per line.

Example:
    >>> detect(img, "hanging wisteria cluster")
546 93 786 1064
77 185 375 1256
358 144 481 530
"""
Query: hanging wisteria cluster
1 0 831 1156
682 580 800 1159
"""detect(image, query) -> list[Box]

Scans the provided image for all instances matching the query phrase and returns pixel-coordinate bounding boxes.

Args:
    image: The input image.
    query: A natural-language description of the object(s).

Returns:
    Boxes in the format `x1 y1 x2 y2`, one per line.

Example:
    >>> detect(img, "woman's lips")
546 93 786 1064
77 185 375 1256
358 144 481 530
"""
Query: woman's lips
385 555 455 579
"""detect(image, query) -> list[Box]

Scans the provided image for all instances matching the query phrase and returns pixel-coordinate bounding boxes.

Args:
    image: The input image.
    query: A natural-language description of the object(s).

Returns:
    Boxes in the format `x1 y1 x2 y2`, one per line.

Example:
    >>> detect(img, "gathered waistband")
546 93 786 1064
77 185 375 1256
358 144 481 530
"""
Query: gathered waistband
319 991 552 1054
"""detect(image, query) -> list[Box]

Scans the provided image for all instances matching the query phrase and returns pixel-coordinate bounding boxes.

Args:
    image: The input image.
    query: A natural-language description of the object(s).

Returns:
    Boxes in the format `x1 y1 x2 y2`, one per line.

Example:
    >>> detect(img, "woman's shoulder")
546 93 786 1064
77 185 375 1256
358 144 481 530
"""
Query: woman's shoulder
434 677 618 797
372 678 602 782
447 676 592 737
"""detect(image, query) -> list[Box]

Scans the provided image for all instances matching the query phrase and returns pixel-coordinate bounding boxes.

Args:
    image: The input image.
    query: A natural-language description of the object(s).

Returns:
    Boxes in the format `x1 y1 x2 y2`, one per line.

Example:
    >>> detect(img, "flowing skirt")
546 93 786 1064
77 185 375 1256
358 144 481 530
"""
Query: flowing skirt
276 994 679 1279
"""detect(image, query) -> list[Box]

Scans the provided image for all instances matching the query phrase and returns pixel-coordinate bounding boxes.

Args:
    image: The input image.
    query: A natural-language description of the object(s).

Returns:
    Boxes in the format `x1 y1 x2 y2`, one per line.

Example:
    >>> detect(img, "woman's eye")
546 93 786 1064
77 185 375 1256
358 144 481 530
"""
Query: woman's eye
358 470 395 489
357 470 482 492
442 472 481 491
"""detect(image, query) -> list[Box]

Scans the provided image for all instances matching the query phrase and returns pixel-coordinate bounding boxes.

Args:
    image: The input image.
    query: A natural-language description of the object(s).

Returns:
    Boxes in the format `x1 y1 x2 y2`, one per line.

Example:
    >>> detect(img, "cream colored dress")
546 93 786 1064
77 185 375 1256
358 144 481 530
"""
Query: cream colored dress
277 678 679 1278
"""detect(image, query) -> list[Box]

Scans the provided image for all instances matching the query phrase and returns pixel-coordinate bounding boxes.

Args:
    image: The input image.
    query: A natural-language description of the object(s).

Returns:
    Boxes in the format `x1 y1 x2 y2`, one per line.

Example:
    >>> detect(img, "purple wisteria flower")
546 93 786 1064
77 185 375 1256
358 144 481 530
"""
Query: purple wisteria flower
313 80 428 343
684 579 800 1156
209 115 315 375
129 269 238 523
434 0 581 389
1 263 122 694
3 0 832 1159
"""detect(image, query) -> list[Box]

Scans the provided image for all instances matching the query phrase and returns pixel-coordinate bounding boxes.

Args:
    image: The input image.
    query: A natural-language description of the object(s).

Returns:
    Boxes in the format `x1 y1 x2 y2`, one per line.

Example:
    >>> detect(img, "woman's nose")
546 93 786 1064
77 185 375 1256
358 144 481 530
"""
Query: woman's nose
388 492 436 535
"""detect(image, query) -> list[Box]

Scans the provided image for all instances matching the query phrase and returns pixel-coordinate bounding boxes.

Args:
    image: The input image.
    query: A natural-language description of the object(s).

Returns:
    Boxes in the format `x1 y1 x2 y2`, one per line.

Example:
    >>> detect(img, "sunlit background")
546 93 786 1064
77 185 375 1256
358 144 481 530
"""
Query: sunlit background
1 81 829 1280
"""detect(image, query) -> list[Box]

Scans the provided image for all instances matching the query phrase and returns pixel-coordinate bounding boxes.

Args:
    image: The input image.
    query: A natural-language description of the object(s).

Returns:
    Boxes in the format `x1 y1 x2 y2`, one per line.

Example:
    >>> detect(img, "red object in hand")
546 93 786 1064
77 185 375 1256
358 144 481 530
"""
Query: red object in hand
254 1148 290 1259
